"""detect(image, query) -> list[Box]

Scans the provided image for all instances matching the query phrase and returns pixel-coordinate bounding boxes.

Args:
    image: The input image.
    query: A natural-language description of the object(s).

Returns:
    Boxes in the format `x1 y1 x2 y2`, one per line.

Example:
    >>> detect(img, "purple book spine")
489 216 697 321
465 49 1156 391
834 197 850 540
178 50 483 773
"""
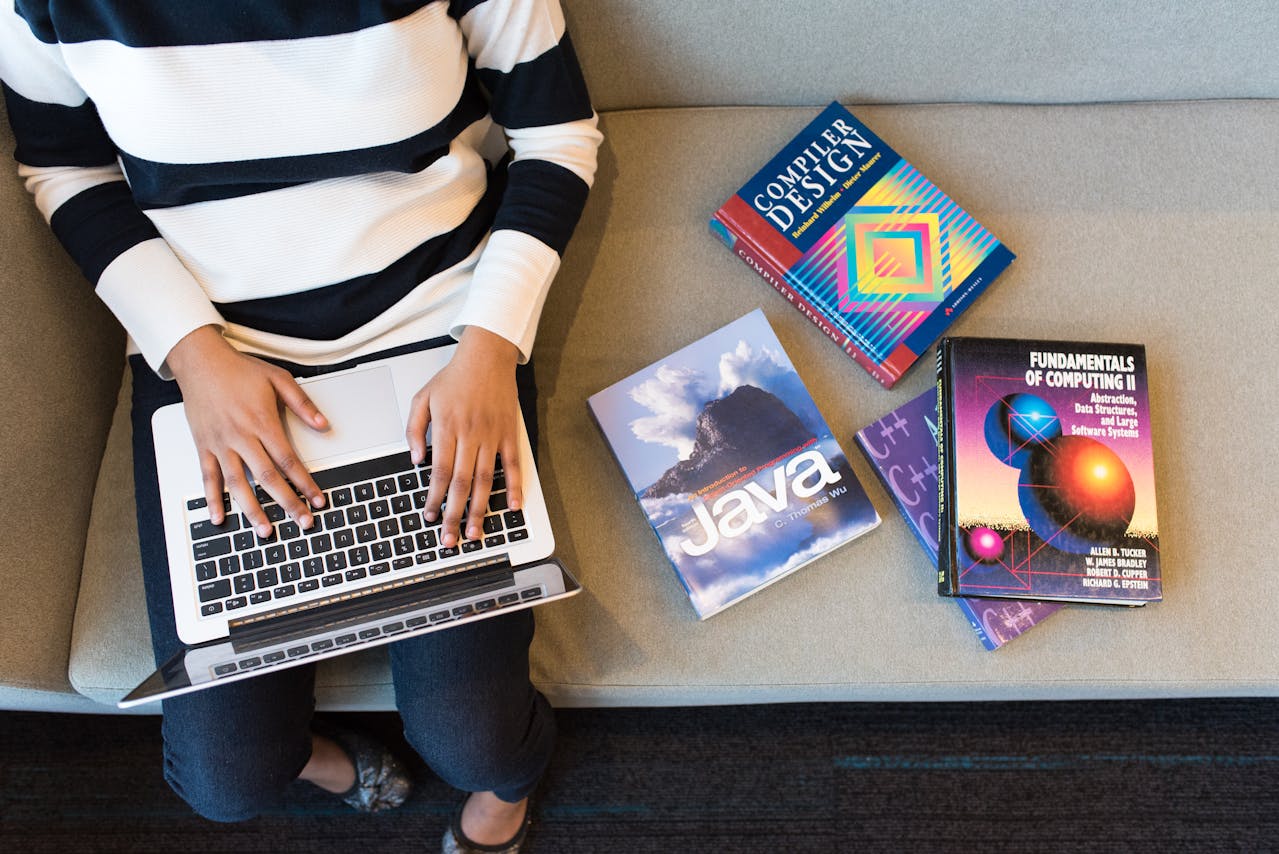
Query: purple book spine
855 390 1063 650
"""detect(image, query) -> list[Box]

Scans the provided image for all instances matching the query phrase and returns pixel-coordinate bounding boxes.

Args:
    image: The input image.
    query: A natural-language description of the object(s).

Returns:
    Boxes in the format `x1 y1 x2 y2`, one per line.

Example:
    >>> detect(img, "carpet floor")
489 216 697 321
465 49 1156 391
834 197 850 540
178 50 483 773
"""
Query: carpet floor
2 699 1276 853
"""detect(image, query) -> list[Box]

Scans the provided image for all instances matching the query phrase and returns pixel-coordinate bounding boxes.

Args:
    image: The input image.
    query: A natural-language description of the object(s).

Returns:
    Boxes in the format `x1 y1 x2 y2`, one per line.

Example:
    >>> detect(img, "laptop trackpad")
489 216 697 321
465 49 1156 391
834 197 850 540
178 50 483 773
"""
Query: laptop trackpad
284 365 404 465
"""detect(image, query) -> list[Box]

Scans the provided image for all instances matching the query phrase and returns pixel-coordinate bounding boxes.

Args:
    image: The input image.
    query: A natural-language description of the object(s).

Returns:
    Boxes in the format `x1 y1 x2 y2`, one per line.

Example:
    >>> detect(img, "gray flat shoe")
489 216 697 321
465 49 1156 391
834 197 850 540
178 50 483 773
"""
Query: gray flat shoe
441 794 531 853
315 722 412 814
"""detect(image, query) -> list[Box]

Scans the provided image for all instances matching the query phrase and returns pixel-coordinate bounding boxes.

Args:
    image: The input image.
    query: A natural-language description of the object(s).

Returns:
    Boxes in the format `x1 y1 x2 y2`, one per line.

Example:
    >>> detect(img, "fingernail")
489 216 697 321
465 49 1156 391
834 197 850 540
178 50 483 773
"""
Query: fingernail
510 498 522 510
314 413 328 428
423 511 436 522
311 494 326 509
300 514 313 528
467 526 479 539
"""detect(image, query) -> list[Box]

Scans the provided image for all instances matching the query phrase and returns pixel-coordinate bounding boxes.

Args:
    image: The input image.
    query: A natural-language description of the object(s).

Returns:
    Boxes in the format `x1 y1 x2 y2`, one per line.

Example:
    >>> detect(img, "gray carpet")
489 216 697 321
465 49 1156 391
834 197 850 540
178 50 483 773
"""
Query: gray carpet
3 700 1276 852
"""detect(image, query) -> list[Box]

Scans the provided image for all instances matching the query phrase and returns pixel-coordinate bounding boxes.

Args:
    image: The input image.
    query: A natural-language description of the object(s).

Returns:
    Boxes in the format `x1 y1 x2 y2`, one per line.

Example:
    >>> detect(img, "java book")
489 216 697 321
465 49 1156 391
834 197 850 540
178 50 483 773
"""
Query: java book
855 389 1064 649
588 310 881 619
937 337 1161 605
711 102 1015 389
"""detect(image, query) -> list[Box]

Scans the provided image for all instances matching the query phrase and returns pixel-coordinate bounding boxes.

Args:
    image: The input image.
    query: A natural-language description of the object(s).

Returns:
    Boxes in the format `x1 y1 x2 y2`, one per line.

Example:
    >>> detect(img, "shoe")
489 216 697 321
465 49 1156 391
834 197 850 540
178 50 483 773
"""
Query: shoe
313 720 412 814
441 793 532 854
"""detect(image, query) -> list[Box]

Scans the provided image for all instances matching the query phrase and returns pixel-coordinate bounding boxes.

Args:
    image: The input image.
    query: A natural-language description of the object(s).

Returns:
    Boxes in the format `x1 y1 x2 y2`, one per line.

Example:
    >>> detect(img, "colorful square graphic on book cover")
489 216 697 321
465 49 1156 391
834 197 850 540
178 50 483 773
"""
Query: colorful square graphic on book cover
841 211 944 311
790 159 1004 364
589 310 880 619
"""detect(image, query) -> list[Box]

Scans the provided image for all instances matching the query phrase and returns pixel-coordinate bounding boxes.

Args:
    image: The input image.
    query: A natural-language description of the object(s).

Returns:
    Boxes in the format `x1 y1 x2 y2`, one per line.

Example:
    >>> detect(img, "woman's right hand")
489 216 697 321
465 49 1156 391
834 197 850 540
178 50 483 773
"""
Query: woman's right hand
166 325 328 537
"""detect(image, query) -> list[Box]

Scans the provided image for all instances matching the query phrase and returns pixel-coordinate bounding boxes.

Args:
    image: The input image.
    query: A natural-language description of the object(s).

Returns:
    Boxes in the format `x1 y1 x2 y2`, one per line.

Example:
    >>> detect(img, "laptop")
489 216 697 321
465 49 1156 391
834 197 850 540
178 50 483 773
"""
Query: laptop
119 342 580 708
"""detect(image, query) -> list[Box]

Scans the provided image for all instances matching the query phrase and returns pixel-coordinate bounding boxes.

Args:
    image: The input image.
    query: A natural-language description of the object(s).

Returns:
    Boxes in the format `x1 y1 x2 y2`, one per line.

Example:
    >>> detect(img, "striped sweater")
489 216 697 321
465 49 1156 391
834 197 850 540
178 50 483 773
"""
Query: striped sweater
1 0 602 375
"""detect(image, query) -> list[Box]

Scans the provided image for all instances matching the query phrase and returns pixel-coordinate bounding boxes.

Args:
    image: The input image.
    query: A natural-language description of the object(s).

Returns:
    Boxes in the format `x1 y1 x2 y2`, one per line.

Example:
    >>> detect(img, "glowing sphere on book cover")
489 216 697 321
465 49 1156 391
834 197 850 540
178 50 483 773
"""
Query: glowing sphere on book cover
963 526 1006 564
1017 436 1136 553
984 393 1061 468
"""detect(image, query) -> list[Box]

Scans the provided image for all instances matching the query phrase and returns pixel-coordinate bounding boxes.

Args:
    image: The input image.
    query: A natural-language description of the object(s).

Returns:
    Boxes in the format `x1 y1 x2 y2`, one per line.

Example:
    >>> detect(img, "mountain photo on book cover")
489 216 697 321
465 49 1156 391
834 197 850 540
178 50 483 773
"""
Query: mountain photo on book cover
589 311 879 618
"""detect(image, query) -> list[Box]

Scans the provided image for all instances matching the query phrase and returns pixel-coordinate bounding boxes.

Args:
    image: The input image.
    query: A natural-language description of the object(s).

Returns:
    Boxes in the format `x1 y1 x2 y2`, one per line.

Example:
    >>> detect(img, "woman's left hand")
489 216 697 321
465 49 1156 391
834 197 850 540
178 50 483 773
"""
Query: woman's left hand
406 326 524 548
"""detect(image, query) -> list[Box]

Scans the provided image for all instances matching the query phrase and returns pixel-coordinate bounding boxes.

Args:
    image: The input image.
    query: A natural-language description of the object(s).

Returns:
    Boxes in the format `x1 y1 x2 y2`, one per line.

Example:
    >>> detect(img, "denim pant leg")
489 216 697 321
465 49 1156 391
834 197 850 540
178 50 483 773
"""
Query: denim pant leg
131 357 316 823
390 608 554 803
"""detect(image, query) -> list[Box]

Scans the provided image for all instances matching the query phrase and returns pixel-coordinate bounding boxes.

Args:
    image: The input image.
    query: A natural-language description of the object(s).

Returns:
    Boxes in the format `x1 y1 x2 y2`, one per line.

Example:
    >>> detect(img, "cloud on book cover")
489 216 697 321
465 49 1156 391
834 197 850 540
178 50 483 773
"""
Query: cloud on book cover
627 338 822 460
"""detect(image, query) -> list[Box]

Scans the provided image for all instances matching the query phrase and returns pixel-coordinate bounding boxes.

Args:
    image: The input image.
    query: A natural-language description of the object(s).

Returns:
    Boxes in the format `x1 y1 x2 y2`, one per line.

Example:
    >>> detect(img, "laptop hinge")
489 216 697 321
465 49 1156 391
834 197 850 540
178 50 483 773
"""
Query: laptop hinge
225 554 515 647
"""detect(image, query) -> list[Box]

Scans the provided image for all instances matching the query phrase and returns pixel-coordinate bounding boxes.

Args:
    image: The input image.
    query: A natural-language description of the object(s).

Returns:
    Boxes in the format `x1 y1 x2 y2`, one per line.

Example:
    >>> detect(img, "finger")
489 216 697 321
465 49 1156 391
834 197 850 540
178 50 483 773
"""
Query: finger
440 441 478 548
244 440 313 530
199 451 226 524
259 430 320 527
220 450 271 538
424 427 455 524
405 388 432 466
465 447 497 542
500 438 523 513
272 371 328 431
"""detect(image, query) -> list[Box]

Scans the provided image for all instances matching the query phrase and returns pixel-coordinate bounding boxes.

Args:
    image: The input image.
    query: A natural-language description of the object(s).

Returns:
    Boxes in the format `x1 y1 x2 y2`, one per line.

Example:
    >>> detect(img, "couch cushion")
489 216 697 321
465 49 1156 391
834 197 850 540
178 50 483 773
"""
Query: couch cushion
71 101 1279 708
564 1 1279 110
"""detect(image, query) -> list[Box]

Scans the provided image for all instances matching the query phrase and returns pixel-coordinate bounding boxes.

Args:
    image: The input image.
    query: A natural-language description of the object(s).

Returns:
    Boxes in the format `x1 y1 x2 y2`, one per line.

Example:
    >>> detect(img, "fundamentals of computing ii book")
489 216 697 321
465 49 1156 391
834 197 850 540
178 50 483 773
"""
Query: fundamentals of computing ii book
855 389 1064 649
711 102 1015 389
937 337 1162 606
588 310 880 619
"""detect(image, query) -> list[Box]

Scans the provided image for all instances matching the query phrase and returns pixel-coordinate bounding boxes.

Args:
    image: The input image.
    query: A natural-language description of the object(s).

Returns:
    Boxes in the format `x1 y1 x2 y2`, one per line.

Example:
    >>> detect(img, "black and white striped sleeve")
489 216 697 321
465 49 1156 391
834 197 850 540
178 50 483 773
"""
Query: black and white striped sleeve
448 0 602 359
1 4 223 376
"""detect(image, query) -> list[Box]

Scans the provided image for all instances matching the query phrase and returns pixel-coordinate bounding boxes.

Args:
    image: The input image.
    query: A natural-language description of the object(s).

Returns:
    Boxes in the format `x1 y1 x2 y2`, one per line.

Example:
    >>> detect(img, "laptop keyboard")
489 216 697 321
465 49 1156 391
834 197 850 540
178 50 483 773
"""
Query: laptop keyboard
187 451 529 618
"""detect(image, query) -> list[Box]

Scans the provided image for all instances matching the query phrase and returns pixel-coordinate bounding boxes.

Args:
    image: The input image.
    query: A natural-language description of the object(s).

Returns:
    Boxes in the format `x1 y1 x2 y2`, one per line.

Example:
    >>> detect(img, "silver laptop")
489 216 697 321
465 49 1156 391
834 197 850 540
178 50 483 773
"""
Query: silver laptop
119 343 579 708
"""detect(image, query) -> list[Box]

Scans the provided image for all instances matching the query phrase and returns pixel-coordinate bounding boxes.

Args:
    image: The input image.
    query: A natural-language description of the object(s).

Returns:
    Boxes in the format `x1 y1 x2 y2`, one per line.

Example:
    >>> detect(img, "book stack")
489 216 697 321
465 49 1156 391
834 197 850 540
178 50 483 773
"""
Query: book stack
588 103 1161 642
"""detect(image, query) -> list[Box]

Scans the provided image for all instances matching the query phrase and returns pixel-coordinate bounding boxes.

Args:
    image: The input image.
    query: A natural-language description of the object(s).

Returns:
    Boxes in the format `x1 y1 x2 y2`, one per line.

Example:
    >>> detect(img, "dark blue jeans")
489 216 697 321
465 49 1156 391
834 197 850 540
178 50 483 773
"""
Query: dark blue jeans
129 338 553 822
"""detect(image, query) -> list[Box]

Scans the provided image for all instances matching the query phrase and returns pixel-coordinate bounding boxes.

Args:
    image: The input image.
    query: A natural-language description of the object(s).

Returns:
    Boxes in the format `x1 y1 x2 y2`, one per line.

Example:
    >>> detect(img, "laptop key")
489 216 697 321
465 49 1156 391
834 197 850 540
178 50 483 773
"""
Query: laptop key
333 529 355 549
190 516 239 540
376 478 396 497
321 574 342 588
331 487 353 507
256 567 279 588
336 633 358 645
416 551 437 564
242 550 264 571
497 593 520 606
238 657 262 670
279 521 300 540
475 599 496 612
406 616 429 627
370 562 391 575
263 651 286 664
484 534 506 548
461 540 482 554
348 546 370 566
508 528 529 542
232 531 256 551
200 602 224 616
503 509 525 529
298 579 320 593
213 662 237 676
311 639 334 651
391 495 412 515
287 645 310 657
393 535 415 556
430 610 451 623
187 497 208 511
225 596 248 610
218 555 241 576
488 491 508 512
451 604 474 617
378 518 400 538
274 585 296 599
199 577 232 603
195 561 217 581
249 591 272 605
280 563 302 582
392 557 414 571
193 537 232 562
347 505 368 524
323 509 345 529
482 514 503 535
310 533 333 554
325 553 347 573
359 628 381 640
354 483 375 502
355 523 377 543
265 545 287 564
520 588 542 600
370 500 390 520
288 541 309 560
233 574 255 594
439 546 460 559
372 542 393 561
399 512 422 533
416 530 437 550
397 473 418 492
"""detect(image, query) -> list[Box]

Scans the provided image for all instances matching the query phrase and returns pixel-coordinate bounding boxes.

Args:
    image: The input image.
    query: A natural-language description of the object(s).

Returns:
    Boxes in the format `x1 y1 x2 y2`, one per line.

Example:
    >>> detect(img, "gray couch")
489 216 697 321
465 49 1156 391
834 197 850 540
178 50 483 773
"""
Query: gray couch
3 1 1276 713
